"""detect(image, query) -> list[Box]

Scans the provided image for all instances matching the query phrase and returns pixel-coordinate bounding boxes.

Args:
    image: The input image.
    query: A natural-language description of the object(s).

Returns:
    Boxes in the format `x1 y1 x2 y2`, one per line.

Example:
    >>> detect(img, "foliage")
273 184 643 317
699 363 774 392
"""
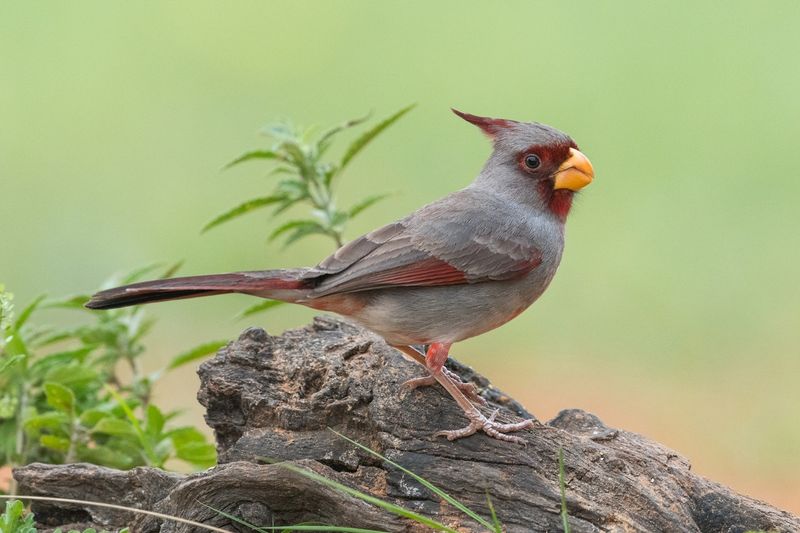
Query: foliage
204 106 412 320
204 105 414 247
0 267 220 486
0 498 126 533
0 499 35 533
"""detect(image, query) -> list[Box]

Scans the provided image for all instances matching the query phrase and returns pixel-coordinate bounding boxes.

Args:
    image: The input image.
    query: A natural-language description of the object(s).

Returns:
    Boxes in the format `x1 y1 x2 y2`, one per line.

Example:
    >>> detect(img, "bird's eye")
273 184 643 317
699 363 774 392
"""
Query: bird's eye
524 154 541 170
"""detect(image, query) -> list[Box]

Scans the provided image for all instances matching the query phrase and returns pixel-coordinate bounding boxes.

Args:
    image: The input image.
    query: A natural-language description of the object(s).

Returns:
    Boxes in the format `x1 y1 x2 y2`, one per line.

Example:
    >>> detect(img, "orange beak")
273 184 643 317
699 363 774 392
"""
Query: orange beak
553 148 594 191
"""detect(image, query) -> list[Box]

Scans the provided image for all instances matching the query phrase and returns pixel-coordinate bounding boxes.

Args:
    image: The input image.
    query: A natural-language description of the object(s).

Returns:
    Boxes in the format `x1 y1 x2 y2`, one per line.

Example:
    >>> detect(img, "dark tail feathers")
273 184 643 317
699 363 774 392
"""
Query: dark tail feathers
85 270 310 310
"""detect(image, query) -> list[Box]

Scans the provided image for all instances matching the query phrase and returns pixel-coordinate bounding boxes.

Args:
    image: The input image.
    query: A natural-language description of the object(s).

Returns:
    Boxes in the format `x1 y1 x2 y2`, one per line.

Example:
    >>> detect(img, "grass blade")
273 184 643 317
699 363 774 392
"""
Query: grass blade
485 492 502 533
202 196 285 233
340 105 415 171
328 429 497 531
269 460 458 532
558 448 571 533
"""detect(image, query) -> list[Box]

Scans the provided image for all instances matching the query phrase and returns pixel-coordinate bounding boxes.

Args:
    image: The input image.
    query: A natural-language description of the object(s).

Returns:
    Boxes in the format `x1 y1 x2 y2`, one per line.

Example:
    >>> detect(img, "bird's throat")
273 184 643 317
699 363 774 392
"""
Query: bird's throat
549 190 574 221
537 182 574 221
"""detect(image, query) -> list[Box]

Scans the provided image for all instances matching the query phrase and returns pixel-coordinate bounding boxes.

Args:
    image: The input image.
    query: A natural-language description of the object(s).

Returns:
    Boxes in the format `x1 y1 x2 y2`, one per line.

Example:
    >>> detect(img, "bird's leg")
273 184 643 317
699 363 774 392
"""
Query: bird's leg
394 343 534 443
396 345 485 405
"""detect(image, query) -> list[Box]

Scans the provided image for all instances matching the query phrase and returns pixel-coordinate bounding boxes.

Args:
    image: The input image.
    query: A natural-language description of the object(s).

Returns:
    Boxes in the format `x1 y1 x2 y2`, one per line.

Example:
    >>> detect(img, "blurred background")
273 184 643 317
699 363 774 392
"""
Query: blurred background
2 1 798 512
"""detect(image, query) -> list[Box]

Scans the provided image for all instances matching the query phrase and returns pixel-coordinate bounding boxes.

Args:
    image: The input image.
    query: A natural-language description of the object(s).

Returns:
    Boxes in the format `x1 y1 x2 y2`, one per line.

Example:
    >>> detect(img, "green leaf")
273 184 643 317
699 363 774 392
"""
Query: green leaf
236 299 285 320
78 444 136 470
275 178 309 199
166 426 207 447
79 408 109 428
30 328 78 347
43 294 93 311
24 411 70 431
44 382 75 413
268 219 324 242
174 440 216 467
284 223 331 247
0 499 36 533
202 195 286 233
0 353 25 375
121 263 166 285
348 193 391 218
13 294 46 331
145 404 166 437
91 417 138 438
267 165 295 177
315 112 372 157
40 434 71 452
29 346 95 377
160 260 184 279
167 340 227 370
223 149 280 170
281 142 310 170
0 394 18 418
271 197 303 217
44 363 100 390
340 104 415 171
268 219 331 247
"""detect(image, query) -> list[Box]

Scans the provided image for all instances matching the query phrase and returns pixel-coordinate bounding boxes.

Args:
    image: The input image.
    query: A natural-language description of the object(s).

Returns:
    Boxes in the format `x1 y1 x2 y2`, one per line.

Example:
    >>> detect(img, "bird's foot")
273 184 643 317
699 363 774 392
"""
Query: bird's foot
403 368 487 405
435 409 534 444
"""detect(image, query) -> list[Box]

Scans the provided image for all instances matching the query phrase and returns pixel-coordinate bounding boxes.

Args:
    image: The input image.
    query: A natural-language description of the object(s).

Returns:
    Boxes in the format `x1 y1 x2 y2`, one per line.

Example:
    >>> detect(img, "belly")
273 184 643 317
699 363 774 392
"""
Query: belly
346 274 552 346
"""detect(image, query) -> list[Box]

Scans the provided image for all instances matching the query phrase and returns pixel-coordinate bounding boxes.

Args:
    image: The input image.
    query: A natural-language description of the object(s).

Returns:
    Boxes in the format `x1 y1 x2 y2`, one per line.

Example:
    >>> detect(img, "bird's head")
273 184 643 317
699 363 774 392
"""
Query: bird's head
453 109 594 221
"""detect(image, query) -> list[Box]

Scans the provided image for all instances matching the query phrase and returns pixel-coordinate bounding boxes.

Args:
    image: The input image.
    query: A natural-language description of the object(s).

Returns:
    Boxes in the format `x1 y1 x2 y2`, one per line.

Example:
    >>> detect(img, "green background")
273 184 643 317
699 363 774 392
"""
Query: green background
2 1 798 511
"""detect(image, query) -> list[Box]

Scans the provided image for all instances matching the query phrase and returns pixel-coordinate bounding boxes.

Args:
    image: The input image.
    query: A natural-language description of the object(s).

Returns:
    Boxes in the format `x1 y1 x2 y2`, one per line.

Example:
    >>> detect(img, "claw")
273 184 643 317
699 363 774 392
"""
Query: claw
435 409 534 444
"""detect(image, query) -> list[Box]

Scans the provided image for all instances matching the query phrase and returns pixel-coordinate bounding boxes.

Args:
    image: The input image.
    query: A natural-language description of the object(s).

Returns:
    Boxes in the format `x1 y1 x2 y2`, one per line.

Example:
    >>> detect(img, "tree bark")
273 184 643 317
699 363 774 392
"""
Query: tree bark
14 317 800 532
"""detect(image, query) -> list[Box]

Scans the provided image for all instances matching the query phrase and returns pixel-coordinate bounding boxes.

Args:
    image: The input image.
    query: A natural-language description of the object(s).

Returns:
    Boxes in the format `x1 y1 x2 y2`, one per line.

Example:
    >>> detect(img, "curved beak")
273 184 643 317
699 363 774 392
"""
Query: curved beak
553 148 594 191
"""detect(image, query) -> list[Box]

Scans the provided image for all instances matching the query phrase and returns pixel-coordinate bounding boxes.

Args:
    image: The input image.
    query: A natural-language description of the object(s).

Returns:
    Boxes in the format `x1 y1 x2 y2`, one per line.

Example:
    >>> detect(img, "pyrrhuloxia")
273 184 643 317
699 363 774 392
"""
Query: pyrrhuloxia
87 109 594 443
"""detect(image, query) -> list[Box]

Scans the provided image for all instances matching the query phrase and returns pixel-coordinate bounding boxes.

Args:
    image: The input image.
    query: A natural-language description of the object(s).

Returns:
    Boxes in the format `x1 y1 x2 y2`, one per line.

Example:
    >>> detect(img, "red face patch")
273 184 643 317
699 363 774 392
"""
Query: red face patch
519 142 578 221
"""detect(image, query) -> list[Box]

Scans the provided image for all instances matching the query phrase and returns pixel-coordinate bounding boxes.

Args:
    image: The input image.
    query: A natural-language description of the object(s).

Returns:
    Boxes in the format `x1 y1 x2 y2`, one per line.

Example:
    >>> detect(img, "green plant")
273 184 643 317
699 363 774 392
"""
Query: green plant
204 105 413 246
0 499 35 533
204 107 413 318
0 495 223 532
0 268 221 488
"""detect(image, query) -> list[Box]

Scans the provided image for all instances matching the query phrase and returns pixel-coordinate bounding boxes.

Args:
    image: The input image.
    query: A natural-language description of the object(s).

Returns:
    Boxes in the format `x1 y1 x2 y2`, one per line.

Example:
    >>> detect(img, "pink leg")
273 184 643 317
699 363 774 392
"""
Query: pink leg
399 344 485 404
394 343 534 443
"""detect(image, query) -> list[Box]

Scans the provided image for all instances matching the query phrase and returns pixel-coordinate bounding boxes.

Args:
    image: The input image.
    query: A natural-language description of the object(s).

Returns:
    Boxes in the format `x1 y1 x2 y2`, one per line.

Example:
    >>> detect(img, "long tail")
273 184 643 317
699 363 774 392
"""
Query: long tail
85 269 312 310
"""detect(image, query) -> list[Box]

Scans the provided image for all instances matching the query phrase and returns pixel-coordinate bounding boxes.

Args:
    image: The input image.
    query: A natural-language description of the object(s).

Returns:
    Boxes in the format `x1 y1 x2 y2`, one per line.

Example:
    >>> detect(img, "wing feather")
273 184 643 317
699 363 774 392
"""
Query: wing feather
307 189 543 296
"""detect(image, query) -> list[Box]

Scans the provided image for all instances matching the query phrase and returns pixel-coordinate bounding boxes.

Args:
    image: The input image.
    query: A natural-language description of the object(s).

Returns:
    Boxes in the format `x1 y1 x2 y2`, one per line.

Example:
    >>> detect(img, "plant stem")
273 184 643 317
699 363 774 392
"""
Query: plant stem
11 382 28 495
65 419 79 463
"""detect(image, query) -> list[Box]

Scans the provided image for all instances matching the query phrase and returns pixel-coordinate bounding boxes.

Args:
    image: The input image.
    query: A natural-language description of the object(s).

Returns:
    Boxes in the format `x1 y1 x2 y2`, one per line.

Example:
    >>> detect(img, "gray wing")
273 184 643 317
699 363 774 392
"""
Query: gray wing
305 189 543 296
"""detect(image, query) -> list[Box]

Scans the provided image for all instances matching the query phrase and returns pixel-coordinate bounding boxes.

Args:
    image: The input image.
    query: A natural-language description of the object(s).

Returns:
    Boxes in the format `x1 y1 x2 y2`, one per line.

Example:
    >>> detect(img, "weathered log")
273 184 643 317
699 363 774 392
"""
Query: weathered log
14 317 800 532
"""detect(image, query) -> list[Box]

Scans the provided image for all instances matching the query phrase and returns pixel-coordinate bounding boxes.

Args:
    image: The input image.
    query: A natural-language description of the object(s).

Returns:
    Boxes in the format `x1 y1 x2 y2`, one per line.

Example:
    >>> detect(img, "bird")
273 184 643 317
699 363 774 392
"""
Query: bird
86 109 594 443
